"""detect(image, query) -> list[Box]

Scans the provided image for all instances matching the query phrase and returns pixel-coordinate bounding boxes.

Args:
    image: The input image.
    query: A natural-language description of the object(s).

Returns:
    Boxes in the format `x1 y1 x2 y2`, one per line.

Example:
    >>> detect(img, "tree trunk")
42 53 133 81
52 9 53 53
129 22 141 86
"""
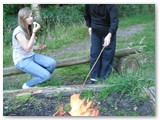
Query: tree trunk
31 4 41 21
3 46 143 77
3 84 113 99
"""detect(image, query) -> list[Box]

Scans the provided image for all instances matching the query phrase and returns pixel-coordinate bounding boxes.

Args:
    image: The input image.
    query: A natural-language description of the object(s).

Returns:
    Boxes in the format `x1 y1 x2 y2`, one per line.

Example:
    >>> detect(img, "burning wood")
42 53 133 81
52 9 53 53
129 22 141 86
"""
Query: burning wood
53 94 99 116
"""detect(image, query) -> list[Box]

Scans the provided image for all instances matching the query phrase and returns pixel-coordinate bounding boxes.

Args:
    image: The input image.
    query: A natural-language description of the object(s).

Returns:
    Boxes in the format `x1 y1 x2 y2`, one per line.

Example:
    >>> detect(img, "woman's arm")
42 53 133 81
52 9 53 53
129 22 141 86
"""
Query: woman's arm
16 22 41 52
16 32 36 52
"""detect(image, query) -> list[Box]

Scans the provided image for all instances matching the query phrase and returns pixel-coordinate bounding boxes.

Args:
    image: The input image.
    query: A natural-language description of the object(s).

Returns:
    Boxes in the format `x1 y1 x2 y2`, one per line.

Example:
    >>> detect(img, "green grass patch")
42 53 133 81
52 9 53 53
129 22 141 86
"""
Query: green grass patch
119 14 154 28
14 94 33 103
80 90 95 101
3 46 13 67
42 22 88 50
100 67 154 103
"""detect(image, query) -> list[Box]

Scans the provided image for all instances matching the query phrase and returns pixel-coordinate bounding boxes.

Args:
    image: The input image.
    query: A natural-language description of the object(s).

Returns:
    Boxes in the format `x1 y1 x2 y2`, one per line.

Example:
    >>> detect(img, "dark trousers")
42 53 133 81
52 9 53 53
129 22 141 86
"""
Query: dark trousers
90 32 116 80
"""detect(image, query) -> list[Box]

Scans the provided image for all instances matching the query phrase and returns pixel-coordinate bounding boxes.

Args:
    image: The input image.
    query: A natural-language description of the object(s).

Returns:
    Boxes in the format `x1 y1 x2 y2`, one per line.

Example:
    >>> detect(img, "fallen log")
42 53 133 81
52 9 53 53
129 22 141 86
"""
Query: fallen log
117 56 140 75
3 46 143 77
3 84 113 99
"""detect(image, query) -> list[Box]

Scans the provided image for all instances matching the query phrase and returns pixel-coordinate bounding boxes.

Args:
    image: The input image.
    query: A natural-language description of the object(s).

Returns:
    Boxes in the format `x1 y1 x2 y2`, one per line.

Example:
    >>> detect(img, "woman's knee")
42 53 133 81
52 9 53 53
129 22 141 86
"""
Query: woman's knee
51 59 57 67
42 72 51 81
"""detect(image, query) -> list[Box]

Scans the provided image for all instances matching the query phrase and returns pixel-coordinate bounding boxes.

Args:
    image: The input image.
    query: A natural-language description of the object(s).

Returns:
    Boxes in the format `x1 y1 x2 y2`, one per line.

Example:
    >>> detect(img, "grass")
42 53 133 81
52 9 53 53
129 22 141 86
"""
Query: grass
3 13 155 106
3 14 154 67
107 70 154 103
38 63 90 87
116 20 155 51
40 21 88 50
119 14 155 29
3 46 13 67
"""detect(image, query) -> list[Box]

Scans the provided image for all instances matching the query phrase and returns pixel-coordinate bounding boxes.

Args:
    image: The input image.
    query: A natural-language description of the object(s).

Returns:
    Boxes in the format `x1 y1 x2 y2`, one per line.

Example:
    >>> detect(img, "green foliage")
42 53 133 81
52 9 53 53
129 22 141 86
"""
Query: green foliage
45 22 87 50
117 18 155 52
132 21 155 52
3 46 13 66
102 67 154 103
3 4 30 15
3 4 31 46
117 4 155 17
3 4 155 46
41 5 84 26
119 14 154 28
14 94 33 103
63 103 71 112
39 76 62 87
80 91 94 101
3 15 17 47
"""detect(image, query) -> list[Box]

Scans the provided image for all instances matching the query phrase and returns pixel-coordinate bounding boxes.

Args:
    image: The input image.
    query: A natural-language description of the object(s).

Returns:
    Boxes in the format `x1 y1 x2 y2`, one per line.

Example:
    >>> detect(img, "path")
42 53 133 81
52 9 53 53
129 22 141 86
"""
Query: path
49 24 145 59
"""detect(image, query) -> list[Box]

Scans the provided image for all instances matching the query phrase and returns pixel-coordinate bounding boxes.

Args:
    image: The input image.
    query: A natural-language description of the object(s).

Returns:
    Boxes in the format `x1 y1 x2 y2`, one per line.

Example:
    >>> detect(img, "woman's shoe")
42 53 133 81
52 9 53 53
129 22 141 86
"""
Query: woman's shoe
22 83 30 89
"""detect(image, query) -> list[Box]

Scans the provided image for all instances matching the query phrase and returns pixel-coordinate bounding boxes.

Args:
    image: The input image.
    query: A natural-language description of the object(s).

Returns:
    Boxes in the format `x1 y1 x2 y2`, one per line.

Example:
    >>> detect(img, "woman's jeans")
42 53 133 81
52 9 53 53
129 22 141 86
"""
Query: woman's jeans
90 32 116 80
16 53 56 87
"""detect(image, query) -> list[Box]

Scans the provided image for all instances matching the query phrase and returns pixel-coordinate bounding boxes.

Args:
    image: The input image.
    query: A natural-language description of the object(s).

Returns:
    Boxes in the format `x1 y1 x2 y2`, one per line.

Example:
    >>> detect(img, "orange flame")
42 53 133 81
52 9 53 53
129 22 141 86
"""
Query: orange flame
53 94 99 116
69 94 99 116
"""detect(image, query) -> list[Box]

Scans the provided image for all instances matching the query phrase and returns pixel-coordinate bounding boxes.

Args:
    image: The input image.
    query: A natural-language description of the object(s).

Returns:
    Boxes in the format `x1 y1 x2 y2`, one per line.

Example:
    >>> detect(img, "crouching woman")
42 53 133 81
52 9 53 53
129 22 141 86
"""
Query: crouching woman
12 7 56 89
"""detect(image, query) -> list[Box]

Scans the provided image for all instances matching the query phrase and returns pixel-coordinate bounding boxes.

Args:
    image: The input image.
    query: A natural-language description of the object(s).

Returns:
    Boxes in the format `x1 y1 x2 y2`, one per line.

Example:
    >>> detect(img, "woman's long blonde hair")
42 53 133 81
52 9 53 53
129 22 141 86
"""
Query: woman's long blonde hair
18 7 33 39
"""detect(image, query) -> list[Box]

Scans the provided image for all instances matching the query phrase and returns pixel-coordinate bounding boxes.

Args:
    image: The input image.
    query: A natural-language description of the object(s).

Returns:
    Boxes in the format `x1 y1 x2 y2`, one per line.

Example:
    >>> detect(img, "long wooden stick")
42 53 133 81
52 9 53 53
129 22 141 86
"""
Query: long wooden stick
79 46 106 94
83 46 105 86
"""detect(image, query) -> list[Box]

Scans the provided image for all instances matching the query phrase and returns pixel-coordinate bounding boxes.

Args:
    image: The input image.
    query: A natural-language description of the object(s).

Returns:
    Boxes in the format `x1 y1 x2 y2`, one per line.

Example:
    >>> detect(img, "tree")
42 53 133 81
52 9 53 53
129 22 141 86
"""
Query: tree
31 4 41 21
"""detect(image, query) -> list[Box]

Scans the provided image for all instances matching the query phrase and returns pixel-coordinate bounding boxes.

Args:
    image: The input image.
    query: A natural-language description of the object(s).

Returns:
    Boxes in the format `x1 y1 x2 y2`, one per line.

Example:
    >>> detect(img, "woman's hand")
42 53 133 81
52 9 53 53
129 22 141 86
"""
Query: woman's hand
103 33 112 47
39 44 46 50
33 22 41 34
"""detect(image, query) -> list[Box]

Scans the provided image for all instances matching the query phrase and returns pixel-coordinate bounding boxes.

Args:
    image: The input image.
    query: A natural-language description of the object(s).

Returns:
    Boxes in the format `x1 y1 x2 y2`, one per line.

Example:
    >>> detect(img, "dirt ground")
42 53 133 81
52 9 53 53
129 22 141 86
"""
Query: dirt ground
3 91 154 116
3 24 155 116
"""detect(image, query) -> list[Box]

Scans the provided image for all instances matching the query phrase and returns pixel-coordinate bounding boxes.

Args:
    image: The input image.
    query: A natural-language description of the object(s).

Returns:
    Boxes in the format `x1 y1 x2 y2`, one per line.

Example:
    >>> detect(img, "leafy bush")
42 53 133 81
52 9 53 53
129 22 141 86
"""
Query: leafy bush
3 4 30 46
3 4 155 46
40 5 84 27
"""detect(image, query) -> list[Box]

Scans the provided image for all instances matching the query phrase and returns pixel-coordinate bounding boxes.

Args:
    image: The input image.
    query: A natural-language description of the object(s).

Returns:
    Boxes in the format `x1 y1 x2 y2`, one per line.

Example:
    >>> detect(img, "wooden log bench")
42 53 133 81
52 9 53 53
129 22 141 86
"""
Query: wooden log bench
3 46 144 77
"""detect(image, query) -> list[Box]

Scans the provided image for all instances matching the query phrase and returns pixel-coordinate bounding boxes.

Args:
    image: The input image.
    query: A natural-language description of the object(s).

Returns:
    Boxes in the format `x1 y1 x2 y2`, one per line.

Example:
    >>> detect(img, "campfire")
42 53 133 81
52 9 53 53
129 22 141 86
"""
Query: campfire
53 47 104 116
53 94 99 116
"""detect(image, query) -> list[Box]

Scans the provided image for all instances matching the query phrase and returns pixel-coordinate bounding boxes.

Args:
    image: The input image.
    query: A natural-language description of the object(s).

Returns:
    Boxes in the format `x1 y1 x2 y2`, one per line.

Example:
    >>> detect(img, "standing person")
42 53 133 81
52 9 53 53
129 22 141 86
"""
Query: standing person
12 7 56 89
84 4 119 84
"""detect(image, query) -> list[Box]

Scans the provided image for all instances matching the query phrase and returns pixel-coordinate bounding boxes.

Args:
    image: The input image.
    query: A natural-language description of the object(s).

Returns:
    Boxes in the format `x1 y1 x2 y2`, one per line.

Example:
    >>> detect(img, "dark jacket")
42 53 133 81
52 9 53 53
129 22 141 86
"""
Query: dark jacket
84 4 119 35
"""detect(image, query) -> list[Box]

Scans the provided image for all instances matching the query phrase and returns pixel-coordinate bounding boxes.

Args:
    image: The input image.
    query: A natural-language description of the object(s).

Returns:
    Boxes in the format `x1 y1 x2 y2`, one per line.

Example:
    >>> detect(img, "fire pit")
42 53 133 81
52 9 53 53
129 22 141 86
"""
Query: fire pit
53 94 99 116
